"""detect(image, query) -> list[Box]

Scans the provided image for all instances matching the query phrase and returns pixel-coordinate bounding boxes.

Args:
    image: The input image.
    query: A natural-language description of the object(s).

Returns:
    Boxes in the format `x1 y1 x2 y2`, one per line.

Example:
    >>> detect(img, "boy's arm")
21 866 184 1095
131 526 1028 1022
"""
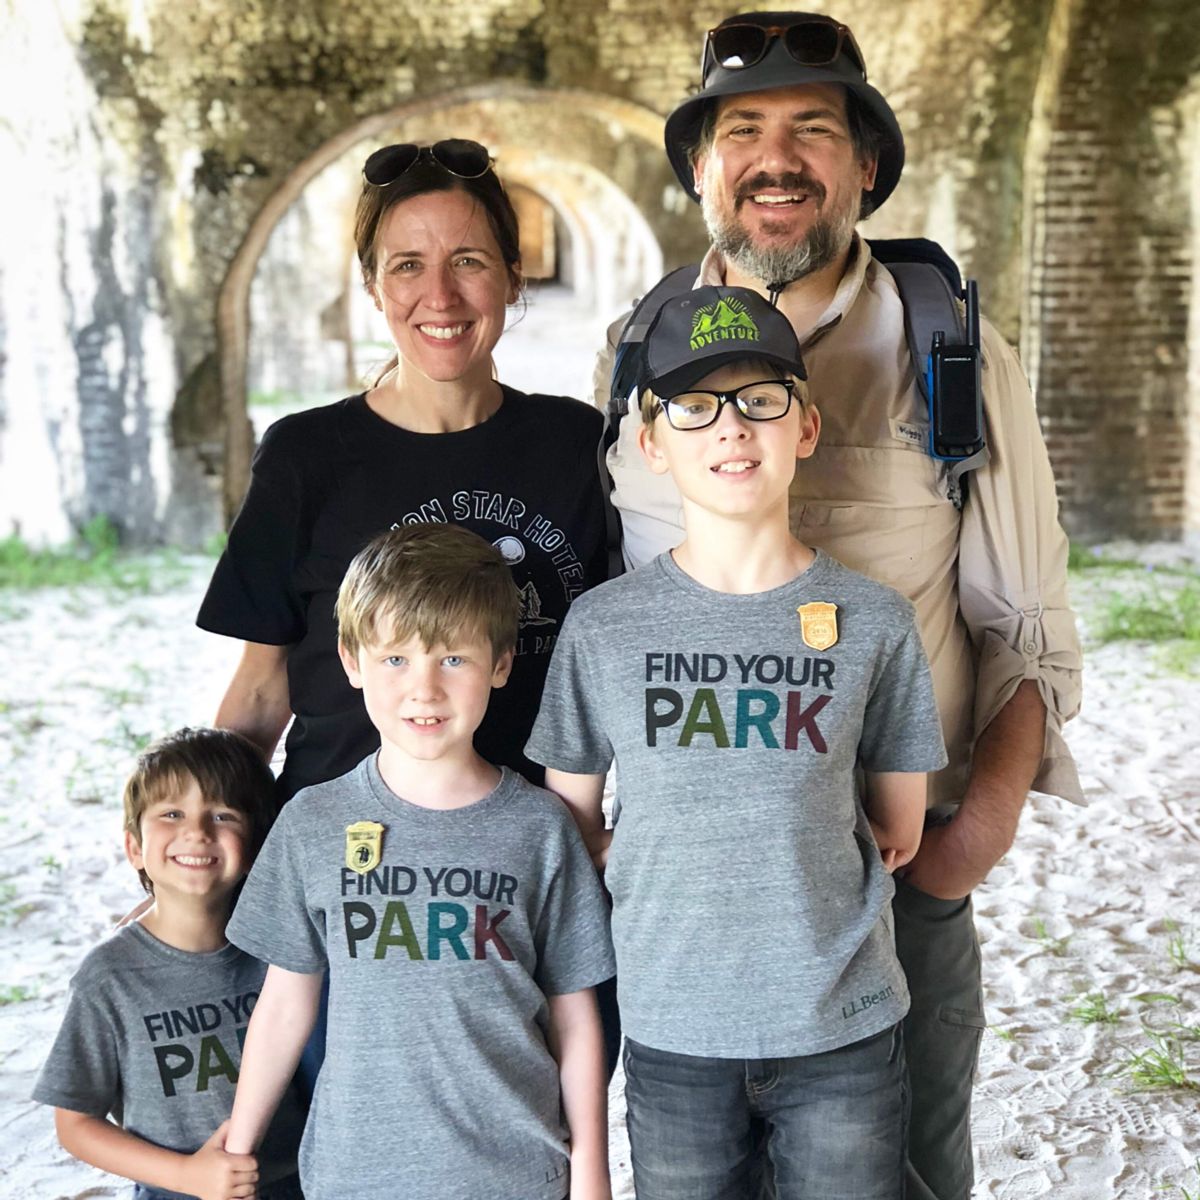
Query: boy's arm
546 988 610 1200
54 1110 256 1200
544 769 611 870
863 771 926 872
225 963 322 1155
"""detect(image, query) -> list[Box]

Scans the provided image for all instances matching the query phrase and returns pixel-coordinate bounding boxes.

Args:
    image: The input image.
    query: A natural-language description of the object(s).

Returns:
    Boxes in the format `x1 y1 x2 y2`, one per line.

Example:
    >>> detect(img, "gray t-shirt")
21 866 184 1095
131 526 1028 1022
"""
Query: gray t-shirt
526 550 947 1059
32 922 303 1197
227 758 615 1200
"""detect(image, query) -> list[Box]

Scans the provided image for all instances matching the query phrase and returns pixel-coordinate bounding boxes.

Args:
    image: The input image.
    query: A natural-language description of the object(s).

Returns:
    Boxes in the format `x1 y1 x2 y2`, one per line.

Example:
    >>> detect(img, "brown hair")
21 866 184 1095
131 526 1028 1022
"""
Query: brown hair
337 524 520 662
354 152 524 384
122 727 279 894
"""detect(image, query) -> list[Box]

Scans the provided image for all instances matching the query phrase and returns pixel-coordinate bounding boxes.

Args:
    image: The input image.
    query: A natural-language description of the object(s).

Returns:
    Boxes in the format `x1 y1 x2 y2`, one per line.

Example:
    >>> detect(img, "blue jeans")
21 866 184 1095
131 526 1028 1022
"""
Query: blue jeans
133 1173 303 1200
624 1025 908 1200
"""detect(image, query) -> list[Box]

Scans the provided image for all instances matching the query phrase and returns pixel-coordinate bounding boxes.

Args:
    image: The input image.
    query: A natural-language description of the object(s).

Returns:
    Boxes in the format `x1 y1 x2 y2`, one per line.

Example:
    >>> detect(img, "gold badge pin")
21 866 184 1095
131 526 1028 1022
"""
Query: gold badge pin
797 602 839 651
345 821 385 874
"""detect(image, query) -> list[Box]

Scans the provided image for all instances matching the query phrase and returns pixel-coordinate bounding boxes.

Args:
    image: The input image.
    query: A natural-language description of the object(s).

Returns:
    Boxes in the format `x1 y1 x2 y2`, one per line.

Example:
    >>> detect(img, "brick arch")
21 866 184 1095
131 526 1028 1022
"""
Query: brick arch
215 83 688 519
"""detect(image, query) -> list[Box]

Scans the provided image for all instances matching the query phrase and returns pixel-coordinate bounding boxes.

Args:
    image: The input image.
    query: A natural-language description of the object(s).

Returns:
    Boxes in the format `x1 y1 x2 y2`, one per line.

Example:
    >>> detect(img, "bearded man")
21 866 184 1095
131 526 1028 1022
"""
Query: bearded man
593 13 1083 1199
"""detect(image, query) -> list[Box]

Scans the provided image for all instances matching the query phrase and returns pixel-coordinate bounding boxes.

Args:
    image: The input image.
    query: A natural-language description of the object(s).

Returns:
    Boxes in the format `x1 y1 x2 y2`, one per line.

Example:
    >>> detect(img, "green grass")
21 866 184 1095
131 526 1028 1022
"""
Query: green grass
1164 920 1194 969
1068 543 1143 571
1094 579 1200 645
1157 1159 1200 1198
0 881 33 926
0 518 146 591
1110 1030 1197 1091
1068 991 1122 1025
1027 916 1072 957
0 984 35 1006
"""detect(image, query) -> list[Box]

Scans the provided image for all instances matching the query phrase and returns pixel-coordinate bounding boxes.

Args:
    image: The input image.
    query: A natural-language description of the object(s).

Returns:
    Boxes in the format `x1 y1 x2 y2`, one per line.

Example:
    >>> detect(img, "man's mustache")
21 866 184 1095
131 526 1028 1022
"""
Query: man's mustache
734 172 826 208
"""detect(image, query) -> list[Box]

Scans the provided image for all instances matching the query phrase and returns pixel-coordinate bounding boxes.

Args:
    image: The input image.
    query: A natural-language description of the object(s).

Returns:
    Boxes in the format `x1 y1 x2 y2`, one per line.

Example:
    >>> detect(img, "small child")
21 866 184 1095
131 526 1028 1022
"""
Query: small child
527 287 948 1198
33 727 304 1200
222 523 616 1200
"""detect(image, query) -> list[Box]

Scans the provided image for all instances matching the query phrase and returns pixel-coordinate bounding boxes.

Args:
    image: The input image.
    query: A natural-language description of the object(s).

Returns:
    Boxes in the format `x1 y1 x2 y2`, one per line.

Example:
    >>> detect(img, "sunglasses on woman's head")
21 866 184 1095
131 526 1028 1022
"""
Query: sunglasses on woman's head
363 139 494 187
704 17 867 82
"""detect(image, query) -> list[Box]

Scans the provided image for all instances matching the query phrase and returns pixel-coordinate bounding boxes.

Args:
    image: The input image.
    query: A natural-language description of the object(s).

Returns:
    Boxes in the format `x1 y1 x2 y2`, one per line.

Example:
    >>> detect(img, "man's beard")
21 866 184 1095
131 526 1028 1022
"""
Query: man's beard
702 171 859 286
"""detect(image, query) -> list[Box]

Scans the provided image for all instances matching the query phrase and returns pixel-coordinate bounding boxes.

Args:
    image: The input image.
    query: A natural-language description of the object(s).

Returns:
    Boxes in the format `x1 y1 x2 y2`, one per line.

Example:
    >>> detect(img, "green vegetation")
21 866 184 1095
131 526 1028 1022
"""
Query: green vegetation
1068 545 1200 676
1067 542 1141 571
1068 991 1122 1025
1164 920 1194 970
0 984 35 1006
0 517 163 592
1110 1030 1196 1091
0 881 32 926
1027 916 1072 957
1094 579 1200 645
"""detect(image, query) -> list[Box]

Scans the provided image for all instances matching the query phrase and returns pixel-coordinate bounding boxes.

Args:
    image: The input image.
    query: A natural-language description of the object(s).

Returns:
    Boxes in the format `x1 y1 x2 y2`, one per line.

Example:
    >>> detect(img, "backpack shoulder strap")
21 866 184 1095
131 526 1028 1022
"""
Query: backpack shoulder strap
867 238 965 407
599 263 700 580
609 264 700 418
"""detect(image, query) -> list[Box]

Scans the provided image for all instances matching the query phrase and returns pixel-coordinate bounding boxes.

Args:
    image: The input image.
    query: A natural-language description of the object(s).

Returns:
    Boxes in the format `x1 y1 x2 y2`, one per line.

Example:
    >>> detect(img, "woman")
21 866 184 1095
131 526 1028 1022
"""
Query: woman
198 139 610 801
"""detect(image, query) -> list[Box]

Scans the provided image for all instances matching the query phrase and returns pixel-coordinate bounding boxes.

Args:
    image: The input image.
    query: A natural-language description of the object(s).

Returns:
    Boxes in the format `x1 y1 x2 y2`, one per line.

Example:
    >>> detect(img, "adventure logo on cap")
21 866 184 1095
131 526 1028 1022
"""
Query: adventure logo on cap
639 285 807 398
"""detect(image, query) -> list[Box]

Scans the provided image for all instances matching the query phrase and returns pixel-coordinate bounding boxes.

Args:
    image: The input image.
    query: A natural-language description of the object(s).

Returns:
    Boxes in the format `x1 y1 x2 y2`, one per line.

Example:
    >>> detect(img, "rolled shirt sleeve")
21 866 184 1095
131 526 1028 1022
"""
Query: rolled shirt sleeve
958 321 1083 802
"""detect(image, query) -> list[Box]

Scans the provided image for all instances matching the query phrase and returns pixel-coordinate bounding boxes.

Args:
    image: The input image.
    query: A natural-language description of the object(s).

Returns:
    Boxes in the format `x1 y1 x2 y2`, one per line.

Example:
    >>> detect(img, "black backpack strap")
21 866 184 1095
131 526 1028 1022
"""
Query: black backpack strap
599 264 701 579
608 264 700 423
883 260 965 407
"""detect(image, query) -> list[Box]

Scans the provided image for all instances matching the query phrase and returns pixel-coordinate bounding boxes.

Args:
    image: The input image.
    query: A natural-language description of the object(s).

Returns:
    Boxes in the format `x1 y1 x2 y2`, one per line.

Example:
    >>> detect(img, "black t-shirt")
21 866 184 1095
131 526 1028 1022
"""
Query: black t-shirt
197 387 609 800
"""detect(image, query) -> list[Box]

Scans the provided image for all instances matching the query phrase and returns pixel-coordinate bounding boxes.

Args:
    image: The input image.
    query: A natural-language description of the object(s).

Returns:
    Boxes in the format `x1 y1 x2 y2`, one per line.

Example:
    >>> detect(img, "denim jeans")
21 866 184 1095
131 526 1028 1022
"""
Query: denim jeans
624 1024 907 1200
132 1173 303 1200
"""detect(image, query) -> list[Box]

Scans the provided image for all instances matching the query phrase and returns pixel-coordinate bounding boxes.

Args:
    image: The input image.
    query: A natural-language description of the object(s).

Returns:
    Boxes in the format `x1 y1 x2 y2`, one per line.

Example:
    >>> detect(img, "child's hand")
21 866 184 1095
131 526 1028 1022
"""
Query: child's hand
178 1121 259 1200
868 817 913 873
569 1163 613 1200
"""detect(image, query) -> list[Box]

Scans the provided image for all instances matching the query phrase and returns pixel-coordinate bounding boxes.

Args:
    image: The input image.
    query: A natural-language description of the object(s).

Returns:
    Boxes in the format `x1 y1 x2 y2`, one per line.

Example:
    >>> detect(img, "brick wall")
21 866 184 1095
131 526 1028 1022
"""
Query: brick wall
1025 0 1199 540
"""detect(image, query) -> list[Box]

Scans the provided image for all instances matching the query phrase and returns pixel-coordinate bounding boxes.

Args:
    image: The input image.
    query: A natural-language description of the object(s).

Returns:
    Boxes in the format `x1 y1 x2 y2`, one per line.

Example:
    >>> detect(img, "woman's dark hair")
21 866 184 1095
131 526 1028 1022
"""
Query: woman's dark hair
354 155 523 296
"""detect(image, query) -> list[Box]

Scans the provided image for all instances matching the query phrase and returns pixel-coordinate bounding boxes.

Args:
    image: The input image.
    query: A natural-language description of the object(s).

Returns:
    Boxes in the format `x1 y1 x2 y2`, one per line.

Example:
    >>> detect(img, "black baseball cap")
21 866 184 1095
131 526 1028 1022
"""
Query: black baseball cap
639 286 807 398
664 11 904 209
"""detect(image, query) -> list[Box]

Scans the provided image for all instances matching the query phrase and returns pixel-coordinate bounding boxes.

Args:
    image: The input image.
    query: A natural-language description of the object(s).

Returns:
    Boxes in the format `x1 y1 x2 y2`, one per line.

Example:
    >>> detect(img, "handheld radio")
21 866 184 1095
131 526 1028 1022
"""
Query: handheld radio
925 280 984 461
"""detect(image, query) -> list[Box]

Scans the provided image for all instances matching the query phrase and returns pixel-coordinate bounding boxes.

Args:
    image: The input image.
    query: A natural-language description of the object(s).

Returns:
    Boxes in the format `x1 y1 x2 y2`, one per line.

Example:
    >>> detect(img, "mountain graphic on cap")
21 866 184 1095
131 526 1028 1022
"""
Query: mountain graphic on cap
690 297 761 350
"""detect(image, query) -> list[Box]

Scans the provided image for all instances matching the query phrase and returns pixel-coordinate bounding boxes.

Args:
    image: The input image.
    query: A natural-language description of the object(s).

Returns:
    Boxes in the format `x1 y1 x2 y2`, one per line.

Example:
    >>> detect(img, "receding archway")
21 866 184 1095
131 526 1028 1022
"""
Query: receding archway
215 82 697 519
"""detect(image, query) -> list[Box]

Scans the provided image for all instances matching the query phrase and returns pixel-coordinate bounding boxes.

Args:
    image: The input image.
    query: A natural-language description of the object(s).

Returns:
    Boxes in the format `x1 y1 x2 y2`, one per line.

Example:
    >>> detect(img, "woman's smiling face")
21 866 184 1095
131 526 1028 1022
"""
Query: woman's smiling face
370 187 517 389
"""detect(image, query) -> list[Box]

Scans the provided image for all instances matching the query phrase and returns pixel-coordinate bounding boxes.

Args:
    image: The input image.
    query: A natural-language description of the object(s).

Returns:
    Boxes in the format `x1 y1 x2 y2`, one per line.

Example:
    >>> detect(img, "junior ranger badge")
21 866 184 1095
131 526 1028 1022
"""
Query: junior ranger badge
797 602 839 651
345 820 385 874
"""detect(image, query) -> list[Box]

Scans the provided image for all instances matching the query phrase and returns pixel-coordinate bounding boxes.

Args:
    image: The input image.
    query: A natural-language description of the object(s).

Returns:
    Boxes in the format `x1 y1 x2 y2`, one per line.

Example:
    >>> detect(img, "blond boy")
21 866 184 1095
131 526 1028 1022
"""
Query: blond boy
224 523 615 1200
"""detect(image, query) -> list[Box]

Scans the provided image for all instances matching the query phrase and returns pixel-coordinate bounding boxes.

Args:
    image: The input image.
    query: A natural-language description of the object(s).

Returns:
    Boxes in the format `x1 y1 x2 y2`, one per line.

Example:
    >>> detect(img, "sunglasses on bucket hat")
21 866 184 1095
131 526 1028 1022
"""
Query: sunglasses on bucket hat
703 16 867 82
363 139 494 186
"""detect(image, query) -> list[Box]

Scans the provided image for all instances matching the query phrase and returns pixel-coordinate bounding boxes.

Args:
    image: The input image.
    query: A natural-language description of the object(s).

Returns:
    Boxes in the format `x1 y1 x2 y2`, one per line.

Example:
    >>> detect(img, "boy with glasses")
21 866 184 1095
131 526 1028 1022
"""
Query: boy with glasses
530 286 946 1198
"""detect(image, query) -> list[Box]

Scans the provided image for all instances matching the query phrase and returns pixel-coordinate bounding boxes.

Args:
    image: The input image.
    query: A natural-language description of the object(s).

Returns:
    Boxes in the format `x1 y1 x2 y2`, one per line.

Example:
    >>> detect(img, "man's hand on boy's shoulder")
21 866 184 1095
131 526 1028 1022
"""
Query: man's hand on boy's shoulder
177 1120 259 1200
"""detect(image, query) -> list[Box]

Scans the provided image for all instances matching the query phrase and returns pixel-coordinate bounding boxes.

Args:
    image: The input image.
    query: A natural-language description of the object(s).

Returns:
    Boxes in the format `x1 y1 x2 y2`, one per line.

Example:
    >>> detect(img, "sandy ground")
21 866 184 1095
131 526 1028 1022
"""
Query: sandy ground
1 549 1198 1199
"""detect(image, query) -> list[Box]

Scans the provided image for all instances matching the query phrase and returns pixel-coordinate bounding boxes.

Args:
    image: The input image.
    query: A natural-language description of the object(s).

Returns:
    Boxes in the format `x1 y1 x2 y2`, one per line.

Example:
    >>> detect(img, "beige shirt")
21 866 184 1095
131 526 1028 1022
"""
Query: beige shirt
595 237 1083 807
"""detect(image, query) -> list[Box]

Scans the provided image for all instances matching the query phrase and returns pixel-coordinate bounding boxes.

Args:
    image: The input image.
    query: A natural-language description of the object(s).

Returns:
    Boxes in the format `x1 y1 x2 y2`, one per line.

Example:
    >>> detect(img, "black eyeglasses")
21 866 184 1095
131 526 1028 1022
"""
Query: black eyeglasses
704 17 867 83
363 139 494 187
654 379 797 431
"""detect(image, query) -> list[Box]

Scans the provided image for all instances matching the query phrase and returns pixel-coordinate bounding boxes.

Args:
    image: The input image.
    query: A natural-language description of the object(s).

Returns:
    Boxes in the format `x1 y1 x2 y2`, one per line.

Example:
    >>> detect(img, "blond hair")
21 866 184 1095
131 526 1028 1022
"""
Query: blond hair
337 524 520 661
122 727 278 894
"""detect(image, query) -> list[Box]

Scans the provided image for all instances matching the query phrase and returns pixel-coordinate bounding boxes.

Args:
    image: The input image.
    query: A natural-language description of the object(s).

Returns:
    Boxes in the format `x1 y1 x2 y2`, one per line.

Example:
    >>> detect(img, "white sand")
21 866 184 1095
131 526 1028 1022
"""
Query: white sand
1 554 1198 1200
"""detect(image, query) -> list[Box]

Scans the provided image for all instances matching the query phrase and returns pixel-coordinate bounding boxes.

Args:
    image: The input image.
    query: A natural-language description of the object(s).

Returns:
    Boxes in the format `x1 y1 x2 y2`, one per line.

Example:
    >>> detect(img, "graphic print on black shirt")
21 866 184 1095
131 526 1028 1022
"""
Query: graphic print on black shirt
198 388 609 799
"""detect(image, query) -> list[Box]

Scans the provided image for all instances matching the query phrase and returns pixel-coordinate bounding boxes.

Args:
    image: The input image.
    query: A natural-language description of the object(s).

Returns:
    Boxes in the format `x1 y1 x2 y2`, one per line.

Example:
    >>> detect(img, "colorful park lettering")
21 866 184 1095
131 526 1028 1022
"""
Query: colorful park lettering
342 900 515 961
645 687 832 752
